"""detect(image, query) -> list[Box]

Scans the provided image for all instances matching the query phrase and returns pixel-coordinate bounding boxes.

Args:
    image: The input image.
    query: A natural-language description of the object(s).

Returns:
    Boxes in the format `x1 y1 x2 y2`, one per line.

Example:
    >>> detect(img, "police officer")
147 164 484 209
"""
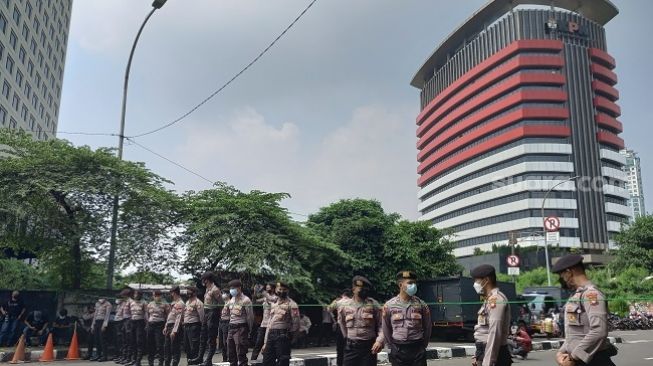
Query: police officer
470 264 512 366
183 287 204 364
252 283 277 361
90 297 112 362
218 291 231 363
147 291 169 366
129 290 148 366
163 287 184 366
382 271 431 366
329 288 352 366
225 279 254 366
338 276 384 366
118 289 134 365
261 281 300 366
553 254 617 366
192 272 223 366
112 297 125 363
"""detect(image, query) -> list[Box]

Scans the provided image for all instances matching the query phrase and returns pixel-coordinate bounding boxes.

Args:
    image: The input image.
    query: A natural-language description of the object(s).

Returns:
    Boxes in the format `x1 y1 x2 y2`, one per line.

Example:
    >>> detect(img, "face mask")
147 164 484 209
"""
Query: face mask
99 298 106 303
473 281 485 295
558 275 570 290
229 289 238 297
221 294 229 301
405 283 417 296
358 288 370 299
276 291 288 299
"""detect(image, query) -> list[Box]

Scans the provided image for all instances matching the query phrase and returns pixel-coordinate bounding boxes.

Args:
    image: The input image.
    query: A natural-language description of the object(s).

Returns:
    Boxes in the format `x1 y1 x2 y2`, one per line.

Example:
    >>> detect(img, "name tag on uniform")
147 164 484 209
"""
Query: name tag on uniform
391 313 403 321
566 312 577 323
478 315 487 326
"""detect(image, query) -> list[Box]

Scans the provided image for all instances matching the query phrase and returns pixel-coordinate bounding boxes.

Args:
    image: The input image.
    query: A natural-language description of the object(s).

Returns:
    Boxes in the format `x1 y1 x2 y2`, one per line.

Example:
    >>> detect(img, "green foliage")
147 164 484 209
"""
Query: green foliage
181 183 350 303
612 215 653 272
587 266 653 315
308 199 461 298
0 259 50 289
116 270 177 288
0 130 182 288
497 267 549 293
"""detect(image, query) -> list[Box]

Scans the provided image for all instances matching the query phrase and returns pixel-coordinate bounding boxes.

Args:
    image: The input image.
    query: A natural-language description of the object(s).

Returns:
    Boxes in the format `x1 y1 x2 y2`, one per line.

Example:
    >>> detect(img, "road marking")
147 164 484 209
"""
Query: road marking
627 340 653 344
644 357 653 360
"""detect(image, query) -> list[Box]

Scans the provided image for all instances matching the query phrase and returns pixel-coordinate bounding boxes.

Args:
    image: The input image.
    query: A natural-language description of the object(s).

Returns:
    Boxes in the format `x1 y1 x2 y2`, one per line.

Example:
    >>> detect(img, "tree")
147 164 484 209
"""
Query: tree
497 267 549 293
380 220 461 295
0 130 182 289
0 259 50 289
307 199 460 298
181 183 350 303
116 270 177 288
612 215 653 272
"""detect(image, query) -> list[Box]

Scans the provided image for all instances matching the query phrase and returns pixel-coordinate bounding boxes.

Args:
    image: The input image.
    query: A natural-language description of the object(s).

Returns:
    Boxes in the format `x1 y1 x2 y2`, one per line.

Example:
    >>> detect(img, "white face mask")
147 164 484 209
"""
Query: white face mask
473 281 485 295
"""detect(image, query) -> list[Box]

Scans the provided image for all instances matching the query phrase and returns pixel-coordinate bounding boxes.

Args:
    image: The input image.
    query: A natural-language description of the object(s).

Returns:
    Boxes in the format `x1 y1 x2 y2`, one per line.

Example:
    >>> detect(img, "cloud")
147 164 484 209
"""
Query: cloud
176 105 419 219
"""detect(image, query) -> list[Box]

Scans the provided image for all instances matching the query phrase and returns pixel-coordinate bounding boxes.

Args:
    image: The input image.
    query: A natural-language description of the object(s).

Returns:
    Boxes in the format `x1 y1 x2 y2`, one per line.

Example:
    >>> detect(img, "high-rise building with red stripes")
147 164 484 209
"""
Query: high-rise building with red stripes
411 0 630 257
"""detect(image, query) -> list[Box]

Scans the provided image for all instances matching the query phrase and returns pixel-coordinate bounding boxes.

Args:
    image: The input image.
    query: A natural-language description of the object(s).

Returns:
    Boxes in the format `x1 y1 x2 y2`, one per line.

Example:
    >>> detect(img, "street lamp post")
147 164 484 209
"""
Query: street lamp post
541 175 580 286
106 0 168 290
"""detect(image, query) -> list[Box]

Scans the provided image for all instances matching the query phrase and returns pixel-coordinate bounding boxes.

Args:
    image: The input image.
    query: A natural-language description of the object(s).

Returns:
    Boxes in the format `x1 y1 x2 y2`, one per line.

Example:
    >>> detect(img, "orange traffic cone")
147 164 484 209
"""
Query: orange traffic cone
38 333 55 362
65 324 81 360
9 334 27 364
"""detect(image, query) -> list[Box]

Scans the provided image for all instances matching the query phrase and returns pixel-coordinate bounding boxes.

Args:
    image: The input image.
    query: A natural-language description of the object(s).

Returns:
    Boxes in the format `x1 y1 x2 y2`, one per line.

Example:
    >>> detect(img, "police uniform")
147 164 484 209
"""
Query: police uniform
147 295 170 366
113 299 125 362
218 297 230 362
338 276 384 366
262 282 300 366
252 289 278 360
470 264 512 366
120 293 134 364
329 293 351 366
183 293 204 363
382 271 432 366
163 291 184 366
129 295 148 366
553 254 617 366
225 280 254 366
90 299 112 361
194 273 223 366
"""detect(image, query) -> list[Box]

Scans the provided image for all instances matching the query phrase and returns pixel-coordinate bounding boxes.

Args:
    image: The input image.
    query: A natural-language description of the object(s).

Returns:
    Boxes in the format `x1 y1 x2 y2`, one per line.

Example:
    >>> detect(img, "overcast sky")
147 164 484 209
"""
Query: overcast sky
57 0 653 221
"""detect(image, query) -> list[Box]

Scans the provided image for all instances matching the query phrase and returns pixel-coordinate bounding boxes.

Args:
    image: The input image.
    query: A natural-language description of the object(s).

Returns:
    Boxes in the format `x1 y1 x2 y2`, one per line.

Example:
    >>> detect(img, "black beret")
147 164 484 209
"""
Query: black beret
396 271 417 280
200 271 216 282
352 276 372 288
228 279 242 288
170 286 181 295
119 288 133 297
470 264 496 278
551 254 584 273
275 281 289 289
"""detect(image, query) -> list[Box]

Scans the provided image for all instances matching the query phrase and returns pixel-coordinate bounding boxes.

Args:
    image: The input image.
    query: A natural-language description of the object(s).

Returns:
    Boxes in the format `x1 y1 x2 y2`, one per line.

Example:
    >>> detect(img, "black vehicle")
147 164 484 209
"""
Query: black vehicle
417 276 518 341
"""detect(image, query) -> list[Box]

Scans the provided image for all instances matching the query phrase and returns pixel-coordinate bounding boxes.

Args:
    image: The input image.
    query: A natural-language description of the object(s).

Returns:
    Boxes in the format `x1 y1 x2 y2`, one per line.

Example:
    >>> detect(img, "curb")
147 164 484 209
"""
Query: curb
211 337 624 366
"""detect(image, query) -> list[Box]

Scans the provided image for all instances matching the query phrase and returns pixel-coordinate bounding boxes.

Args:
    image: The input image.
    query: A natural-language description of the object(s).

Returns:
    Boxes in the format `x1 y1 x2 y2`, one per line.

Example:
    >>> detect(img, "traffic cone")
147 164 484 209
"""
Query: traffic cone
38 334 55 362
64 324 81 360
9 334 27 364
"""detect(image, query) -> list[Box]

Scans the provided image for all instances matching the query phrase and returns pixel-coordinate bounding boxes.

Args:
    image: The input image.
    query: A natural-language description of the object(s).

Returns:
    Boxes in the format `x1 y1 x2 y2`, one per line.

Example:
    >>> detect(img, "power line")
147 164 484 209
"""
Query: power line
125 137 311 218
129 0 319 139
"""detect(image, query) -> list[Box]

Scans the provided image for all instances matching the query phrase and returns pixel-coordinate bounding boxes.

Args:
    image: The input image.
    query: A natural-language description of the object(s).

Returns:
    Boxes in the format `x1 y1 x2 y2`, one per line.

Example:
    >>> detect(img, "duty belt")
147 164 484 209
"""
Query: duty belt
228 323 248 329
346 338 375 348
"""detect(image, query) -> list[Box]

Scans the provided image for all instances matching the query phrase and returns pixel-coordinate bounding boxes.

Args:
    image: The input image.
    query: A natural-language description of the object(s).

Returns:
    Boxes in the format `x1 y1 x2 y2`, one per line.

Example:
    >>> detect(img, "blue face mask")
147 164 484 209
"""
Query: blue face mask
406 283 417 296
229 289 238 297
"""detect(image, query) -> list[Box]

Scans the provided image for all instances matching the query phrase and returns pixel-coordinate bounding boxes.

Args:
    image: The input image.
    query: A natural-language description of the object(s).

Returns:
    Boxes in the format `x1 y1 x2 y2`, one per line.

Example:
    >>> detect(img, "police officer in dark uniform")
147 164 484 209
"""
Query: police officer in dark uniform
382 271 431 366
470 264 512 366
553 254 617 366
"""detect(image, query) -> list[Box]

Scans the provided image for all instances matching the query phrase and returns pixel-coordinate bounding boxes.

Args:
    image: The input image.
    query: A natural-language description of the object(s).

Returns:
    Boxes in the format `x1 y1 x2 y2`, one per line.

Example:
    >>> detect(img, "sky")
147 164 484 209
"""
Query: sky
57 0 653 222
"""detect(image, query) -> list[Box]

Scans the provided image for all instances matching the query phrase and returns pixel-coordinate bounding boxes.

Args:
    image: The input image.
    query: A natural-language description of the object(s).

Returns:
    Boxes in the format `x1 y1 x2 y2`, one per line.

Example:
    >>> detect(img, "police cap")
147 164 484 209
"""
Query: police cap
470 264 496 279
551 254 584 273
200 271 216 283
352 275 372 288
228 279 242 288
396 271 417 280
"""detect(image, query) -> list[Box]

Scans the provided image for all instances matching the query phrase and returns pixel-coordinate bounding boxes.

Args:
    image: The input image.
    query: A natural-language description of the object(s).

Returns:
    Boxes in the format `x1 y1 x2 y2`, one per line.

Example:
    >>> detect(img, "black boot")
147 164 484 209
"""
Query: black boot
201 344 216 366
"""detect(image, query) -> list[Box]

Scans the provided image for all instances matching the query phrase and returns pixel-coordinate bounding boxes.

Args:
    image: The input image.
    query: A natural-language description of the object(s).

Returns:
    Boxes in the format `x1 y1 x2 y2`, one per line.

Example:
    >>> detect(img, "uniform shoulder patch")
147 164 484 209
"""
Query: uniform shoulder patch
585 291 599 306
489 296 497 309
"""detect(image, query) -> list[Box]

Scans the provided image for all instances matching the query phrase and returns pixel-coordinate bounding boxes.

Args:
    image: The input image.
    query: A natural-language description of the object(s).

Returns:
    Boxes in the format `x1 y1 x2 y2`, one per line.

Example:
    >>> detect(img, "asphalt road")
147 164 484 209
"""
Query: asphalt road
8 330 652 365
